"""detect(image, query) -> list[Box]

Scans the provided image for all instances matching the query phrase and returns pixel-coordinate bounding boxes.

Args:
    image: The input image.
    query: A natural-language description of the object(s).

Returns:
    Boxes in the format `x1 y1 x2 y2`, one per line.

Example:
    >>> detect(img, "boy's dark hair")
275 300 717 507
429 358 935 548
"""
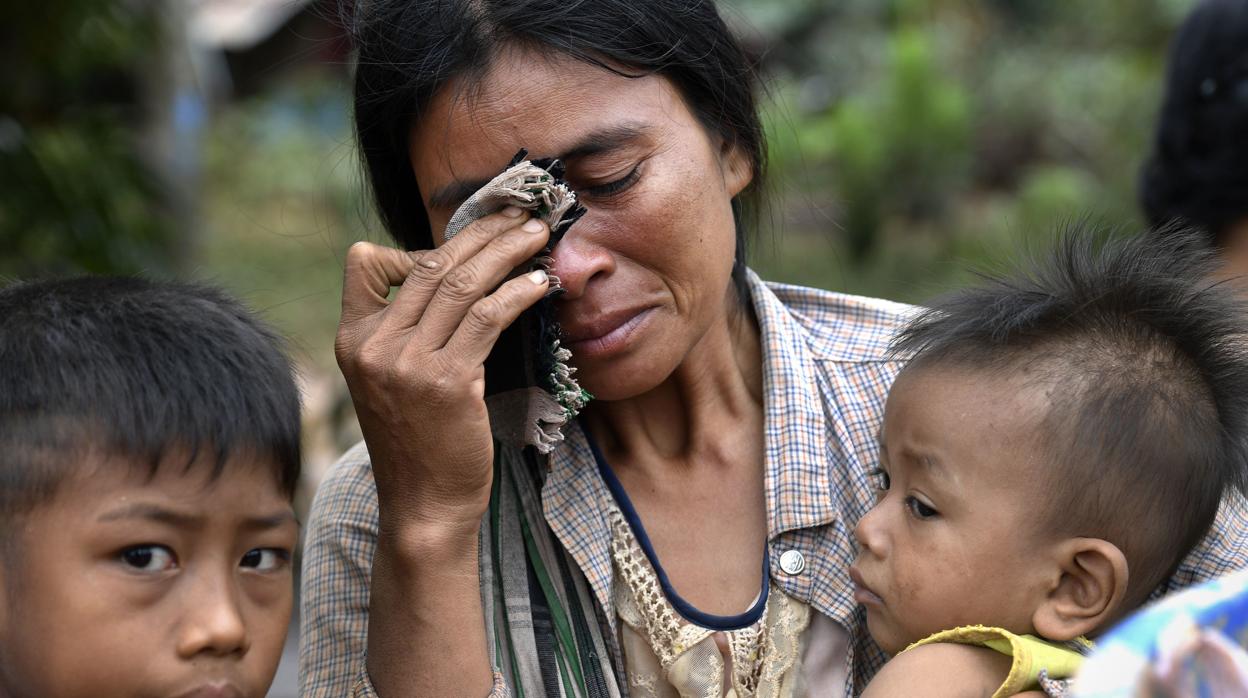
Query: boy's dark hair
892 226 1248 607
1141 0 1248 242
0 277 302 527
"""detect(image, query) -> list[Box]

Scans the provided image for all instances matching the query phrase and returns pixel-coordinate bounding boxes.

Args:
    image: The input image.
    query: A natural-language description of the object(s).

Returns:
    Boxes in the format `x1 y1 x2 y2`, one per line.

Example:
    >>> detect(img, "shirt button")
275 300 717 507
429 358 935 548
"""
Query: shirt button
779 549 806 576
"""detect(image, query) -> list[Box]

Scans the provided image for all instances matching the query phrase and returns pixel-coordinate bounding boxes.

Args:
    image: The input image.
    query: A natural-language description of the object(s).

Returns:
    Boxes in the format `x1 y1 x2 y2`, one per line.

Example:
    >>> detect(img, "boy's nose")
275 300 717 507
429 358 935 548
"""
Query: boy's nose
547 219 614 301
176 577 250 658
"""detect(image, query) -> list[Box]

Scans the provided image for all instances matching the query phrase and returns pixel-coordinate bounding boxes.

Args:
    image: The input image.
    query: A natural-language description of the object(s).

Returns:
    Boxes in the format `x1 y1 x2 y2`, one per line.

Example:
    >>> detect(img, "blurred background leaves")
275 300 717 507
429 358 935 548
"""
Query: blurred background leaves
0 0 1206 460
740 0 1192 299
0 1 174 277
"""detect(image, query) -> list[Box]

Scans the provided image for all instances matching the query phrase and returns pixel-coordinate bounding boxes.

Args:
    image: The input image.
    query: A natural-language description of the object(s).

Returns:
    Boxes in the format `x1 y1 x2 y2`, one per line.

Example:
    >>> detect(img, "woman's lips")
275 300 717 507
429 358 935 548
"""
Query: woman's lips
849 566 885 607
561 307 656 359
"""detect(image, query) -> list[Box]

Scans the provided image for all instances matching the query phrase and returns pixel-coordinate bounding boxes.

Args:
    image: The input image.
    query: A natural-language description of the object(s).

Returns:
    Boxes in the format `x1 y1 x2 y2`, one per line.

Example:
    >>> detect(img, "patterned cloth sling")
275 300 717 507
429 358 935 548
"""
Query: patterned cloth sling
443 150 591 453
481 445 624 698
446 153 623 697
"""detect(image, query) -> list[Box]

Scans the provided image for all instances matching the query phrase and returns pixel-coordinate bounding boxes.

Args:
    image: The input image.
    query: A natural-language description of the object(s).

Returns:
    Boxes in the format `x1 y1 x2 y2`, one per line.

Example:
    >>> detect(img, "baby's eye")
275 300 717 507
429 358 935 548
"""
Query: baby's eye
867 467 891 492
240 548 290 572
120 545 176 573
905 496 939 520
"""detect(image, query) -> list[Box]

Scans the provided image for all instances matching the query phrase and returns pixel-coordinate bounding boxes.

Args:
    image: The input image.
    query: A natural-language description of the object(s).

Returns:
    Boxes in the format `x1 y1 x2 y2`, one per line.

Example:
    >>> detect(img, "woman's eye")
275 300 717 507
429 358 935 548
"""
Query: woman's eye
120 545 176 572
240 548 290 572
581 165 641 198
905 496 939 520
868 467 891 492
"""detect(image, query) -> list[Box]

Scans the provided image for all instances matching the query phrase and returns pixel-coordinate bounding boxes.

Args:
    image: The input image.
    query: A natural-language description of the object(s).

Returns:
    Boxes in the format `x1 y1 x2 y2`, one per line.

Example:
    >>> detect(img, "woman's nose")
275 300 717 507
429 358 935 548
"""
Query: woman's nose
547 218 614 300
853 503 888 557
176 575 250 658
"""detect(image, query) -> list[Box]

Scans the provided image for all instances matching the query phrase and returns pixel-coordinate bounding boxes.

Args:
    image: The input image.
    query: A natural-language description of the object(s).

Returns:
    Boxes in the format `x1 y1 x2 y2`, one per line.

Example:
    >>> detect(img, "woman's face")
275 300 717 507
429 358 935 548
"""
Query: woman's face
408 46 753 400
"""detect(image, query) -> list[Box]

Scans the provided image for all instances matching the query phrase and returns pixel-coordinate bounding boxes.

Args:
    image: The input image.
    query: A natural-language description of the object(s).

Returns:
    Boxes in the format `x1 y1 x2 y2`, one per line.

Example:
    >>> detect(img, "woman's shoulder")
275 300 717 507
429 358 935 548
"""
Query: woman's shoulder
307 440 379 524
753 275 916 363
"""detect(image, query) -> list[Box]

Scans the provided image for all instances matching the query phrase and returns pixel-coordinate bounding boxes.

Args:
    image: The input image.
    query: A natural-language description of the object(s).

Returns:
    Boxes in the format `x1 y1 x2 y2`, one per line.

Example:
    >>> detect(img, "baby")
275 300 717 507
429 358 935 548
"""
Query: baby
852 229 1248 697
0 277 302 698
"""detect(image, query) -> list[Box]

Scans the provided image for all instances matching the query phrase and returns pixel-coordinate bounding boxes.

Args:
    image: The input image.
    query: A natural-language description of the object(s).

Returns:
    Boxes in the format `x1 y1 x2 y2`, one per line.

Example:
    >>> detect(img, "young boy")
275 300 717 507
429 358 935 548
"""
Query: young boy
0 277 302 698
852 229 1248 697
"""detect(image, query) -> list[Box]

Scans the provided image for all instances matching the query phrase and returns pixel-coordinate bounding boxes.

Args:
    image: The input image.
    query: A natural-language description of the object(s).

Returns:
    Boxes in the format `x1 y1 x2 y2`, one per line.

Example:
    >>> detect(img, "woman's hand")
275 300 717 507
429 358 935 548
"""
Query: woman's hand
335 207 550 537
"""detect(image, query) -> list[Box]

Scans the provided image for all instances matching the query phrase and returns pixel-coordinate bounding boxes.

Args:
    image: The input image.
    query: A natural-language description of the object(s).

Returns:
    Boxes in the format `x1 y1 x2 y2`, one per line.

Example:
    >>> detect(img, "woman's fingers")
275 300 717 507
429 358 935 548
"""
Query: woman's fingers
382 207 534 331
340 241 418 325
442 268 551 366
342 209 550 372
405 217 550 345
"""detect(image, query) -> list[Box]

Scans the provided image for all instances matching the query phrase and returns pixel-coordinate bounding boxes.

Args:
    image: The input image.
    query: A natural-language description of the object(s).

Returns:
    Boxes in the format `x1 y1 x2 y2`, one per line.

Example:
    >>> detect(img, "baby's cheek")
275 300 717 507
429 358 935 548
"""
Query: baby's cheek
894 569 931 622
898 559 962 626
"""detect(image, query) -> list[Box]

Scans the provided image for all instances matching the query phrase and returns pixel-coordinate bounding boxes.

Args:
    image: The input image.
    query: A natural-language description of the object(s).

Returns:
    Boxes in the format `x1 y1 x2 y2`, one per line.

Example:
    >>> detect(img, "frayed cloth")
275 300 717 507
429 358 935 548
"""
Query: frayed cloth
443 150 591 453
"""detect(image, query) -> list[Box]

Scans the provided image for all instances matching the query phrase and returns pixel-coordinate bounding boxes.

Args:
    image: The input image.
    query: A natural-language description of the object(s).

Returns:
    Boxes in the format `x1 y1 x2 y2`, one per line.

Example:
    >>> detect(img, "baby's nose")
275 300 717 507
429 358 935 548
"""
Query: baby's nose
853 504 888 556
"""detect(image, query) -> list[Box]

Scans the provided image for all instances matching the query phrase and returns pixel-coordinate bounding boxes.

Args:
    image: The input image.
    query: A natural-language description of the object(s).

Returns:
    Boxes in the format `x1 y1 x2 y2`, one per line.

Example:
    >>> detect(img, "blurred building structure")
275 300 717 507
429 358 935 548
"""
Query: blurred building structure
187 0 349 100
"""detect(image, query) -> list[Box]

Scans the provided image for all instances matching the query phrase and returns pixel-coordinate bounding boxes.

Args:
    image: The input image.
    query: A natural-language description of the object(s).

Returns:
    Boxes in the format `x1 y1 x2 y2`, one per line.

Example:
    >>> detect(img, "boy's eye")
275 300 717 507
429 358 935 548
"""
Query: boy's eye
240 548 290 572
905 496 939 520
867 467 891 492
580 164 641 198
120 545 176 572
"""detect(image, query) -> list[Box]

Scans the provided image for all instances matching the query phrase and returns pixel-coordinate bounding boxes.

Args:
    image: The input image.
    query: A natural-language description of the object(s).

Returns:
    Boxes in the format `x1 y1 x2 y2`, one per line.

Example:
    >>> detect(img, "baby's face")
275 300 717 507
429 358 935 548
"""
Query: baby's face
850 364 1057 654
0 452 297 698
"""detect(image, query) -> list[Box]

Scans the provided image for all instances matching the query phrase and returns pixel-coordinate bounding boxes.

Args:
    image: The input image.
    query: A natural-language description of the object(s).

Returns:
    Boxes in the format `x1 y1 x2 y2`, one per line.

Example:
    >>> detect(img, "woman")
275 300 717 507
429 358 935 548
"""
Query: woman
300 2 1247 696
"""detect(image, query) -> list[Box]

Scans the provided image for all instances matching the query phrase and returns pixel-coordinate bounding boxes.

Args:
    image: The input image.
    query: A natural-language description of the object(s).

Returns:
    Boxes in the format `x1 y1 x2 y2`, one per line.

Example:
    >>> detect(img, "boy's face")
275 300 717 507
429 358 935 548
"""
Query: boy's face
0 452 297 698
851 364 1058 654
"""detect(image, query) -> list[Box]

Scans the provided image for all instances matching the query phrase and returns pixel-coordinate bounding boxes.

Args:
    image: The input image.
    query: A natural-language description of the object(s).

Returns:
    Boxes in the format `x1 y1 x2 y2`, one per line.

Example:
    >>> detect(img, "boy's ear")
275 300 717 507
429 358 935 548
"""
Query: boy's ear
1032 538 1128 642
718 139 754 198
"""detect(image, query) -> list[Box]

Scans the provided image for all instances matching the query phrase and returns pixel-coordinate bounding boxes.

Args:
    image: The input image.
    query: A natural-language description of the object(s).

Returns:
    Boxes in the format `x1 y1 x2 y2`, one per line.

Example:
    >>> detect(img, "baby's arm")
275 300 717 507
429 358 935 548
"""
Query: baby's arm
861 642 1015 698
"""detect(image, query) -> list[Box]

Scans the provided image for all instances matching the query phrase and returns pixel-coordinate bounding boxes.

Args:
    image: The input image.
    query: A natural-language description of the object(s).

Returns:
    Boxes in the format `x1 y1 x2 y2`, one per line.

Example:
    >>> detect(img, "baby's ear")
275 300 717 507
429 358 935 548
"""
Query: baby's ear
1032 538 1128 641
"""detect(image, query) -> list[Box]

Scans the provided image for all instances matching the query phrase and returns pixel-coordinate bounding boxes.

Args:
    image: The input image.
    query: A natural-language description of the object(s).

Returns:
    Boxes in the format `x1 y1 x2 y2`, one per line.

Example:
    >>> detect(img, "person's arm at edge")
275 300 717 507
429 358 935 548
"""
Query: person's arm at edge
297 446 506 698
365 512 496 697
860 642 1012 698
331 216 555 696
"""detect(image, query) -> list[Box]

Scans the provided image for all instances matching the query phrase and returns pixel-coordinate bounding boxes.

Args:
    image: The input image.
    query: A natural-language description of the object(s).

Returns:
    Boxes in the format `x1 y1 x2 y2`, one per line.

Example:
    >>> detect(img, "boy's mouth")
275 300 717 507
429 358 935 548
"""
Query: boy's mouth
849 566 885 607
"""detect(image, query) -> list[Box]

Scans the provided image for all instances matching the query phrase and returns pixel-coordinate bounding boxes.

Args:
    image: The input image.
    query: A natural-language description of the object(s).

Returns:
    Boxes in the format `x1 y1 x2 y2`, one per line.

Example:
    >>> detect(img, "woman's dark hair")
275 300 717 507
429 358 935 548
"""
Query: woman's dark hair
1141 0 1248 242
346 0 766 296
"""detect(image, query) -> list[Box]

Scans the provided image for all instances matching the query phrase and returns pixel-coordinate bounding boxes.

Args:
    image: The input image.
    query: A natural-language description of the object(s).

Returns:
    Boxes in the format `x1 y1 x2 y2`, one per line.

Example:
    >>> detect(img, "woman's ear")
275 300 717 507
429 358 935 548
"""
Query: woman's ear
1032 538 1129 642
718 140 753 198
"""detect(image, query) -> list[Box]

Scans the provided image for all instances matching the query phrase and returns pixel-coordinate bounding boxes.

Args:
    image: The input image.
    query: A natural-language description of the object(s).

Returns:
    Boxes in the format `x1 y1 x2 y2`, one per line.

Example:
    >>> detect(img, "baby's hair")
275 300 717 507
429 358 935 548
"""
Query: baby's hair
891 225 1248 607
0 277 301 530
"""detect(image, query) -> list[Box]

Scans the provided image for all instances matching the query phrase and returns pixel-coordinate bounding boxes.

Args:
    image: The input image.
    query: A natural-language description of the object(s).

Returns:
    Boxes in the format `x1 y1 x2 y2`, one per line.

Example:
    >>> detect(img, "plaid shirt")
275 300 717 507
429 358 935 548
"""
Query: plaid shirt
299 270 1248 697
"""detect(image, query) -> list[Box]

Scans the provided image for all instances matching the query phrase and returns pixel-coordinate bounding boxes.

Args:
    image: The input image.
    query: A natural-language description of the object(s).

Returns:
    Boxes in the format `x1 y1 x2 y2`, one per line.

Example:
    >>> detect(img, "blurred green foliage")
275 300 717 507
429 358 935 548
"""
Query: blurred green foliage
196 78 366 369
0 0 1206 366
744 0 1192 301
0 2 175 278
769 24 971 259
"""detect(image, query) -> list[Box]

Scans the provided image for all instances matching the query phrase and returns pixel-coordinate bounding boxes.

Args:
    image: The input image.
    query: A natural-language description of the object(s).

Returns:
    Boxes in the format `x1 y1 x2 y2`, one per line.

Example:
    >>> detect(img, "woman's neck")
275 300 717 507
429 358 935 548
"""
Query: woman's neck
582 291 764 474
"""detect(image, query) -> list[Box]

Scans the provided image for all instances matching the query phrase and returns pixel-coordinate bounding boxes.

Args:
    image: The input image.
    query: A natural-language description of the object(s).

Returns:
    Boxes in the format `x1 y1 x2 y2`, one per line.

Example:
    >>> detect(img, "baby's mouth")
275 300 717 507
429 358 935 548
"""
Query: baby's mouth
849 566 885 607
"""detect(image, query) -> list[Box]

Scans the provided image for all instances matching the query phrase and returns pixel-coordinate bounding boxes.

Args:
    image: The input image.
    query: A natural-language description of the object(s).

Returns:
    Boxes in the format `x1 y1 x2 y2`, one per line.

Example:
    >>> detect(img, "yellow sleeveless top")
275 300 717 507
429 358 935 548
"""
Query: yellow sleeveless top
906 625 1090 697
